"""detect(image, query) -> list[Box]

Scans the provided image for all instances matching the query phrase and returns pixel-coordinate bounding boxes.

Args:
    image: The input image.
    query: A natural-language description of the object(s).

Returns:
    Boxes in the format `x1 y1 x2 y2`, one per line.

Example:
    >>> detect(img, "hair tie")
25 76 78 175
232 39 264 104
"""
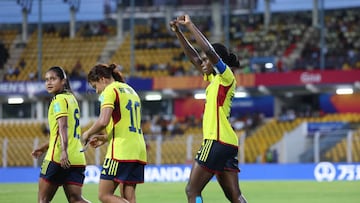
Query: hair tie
59 67 67 79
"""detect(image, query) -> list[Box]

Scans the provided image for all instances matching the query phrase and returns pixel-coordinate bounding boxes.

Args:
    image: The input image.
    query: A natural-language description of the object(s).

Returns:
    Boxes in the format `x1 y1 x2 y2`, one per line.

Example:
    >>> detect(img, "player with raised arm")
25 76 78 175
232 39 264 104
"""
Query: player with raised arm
31 66 90 203
170 15 248 203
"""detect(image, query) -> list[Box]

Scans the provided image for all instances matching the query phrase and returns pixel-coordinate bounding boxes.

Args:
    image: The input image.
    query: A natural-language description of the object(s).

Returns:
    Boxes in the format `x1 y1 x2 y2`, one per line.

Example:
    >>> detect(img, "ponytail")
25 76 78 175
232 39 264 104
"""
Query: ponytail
212 43 240 68
88 63 125 83
109 63 125 83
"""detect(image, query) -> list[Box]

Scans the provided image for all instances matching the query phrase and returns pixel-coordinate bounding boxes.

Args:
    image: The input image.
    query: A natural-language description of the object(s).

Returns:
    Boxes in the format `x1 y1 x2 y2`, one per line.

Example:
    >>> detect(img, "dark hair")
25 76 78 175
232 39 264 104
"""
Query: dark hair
47 66 72 92
88 63 125 83
212 43 240 68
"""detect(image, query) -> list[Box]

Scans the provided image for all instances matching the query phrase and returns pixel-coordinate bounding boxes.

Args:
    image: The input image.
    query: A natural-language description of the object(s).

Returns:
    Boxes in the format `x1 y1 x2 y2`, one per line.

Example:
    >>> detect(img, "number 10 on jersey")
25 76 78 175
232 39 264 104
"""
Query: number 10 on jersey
126 100 142 134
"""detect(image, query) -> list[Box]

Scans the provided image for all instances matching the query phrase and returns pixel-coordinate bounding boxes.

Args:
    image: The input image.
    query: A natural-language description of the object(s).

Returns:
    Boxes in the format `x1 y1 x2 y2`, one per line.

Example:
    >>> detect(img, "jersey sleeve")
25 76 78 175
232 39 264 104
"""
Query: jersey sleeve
53 97 68 119
100 86 115 109
220 65 235 86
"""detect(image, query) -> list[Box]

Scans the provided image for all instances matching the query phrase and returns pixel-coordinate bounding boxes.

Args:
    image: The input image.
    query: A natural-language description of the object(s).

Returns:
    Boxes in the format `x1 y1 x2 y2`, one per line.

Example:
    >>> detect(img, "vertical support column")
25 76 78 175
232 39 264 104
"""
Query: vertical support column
264 0 271 31
70 7 76 39
95 147 101 166
36 100 43 120
346 131 353 163
37 0 43 81
156 135 162 165
224 0 230 48
314 131 321 163
280 133 287 163
33 137 39 167
165 5 174 32
116 3 124 40
2 138 8 168
129 0 135 76
312 0 319 27
0 102 2 119
81 100 90 124
22 9 28 42
319 0 325 70
239 131 245 164
211 0 222 42
186 135 193 163
274 97 283 119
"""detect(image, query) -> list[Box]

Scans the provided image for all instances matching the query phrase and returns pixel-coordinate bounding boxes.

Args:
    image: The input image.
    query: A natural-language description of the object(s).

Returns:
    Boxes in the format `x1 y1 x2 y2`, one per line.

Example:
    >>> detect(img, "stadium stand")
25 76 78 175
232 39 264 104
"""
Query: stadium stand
324 128 360 162
0 1 360 167
1 112 359 166
3 30 107 81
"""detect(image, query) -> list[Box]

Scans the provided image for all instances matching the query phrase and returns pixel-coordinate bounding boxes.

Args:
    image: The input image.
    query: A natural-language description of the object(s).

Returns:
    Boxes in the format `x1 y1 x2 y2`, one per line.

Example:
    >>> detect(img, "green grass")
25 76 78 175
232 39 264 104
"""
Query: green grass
0 181 359 203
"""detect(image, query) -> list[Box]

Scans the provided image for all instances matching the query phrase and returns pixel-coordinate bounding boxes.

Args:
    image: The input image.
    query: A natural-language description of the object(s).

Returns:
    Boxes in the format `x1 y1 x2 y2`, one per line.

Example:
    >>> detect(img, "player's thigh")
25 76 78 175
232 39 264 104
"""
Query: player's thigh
120 183 136 202
187 162 214 192
216 171 241 196
99 179 118 196
63 184 83 201
38 178 59 201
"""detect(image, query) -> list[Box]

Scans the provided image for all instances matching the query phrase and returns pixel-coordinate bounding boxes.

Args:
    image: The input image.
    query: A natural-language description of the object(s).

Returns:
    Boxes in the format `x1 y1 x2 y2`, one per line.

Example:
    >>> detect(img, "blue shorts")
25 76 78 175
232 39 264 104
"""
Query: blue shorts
40 160 85 186
195 139 240 174
100 158 145 184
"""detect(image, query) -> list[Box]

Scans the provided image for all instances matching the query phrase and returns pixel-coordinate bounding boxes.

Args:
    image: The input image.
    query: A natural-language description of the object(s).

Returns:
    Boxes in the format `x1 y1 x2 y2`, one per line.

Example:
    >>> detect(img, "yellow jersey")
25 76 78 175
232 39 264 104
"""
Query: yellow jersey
45 92 86 166
99 81 147 163
202 66 238 146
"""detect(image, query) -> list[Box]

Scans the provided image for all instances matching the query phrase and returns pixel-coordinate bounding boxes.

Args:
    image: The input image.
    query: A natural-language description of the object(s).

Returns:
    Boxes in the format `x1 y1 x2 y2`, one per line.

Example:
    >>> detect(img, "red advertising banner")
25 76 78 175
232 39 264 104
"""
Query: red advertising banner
153 76 208 90
153 74 255 90
152 69 359 90
254 69 360 86
330 94 360 113
174 97 205 119
235 73 256 87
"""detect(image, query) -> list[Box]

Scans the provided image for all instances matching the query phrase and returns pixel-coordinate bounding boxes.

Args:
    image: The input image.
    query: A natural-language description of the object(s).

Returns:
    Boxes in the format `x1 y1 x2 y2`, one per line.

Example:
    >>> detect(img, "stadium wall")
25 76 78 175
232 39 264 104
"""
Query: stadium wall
1 162 359 183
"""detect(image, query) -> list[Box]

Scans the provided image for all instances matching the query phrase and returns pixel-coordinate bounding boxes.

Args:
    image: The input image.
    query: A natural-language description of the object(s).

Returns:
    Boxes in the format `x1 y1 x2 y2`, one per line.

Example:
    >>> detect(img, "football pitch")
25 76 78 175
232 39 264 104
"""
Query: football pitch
0 181 359 203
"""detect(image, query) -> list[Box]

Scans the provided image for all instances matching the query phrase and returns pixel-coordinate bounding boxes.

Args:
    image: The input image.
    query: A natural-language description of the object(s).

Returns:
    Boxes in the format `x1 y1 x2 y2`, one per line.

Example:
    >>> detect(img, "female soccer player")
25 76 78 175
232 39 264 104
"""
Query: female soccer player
170 15 248 203
82 63 147 203
31 66 89 203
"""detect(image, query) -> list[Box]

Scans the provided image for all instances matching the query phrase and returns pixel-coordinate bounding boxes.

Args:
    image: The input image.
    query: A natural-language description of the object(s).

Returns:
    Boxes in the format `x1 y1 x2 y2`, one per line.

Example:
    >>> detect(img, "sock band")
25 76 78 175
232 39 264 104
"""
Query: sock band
195 196 202 203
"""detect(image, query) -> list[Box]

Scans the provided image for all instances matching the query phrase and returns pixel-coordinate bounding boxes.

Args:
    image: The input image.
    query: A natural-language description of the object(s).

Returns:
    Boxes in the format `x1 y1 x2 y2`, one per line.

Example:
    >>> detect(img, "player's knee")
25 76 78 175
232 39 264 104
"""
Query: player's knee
39 196 51 203
185 184 200 199
38 194 54 203
185 184 192 197
67 193 84 203
98 193 106 203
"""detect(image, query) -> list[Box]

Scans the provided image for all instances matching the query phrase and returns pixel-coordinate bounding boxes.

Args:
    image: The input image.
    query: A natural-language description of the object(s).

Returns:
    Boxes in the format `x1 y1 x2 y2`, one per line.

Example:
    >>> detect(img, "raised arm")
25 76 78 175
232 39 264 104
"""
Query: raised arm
177 15 220 66
169 20 204 74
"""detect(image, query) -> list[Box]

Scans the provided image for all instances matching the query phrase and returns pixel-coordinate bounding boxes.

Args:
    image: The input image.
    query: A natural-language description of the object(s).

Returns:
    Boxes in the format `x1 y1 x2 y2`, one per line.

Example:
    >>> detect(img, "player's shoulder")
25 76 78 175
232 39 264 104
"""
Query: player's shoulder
220 66 235 80
103 82 118 93
52 93 77 106
223 65 235 75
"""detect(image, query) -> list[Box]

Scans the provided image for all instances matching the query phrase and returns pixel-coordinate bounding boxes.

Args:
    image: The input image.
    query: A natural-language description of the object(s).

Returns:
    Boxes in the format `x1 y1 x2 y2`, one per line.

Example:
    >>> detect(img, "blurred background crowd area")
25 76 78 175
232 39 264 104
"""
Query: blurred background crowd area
0 0 360 166
0 1 359 81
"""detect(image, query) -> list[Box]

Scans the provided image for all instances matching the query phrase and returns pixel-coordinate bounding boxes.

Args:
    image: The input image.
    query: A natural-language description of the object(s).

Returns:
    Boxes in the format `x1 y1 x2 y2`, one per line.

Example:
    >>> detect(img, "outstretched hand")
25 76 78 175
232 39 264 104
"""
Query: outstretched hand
31 148 44 159
170 14 192 32
169 20 179 32
81 131 90 146
176 15 191 26
88 134 107 148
